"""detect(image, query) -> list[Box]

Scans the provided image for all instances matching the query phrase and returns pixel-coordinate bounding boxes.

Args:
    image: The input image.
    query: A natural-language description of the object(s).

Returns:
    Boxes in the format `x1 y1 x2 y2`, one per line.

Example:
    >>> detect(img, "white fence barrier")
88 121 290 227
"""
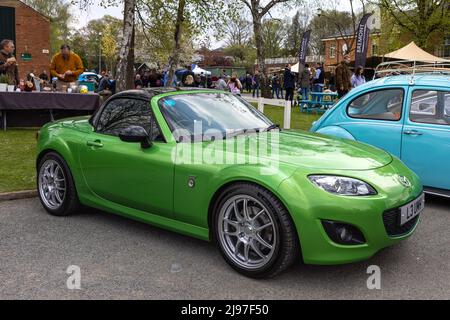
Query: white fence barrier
243 97 292 129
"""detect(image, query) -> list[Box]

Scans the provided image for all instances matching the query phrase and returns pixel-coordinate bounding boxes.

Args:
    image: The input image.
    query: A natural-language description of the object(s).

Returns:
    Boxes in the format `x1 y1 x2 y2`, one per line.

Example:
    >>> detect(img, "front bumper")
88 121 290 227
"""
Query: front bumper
277 157 423 265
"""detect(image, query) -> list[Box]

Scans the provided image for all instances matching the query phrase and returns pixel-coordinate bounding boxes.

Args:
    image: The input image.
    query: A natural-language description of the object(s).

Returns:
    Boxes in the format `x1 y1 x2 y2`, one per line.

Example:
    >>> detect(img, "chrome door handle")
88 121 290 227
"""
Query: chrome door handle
403 130 422 136
86 140 103 147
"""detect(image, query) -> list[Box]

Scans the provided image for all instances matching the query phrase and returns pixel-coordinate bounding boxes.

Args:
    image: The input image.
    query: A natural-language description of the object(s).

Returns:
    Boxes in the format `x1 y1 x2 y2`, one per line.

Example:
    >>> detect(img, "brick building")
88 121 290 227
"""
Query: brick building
0 0 51 79
321 32 382 73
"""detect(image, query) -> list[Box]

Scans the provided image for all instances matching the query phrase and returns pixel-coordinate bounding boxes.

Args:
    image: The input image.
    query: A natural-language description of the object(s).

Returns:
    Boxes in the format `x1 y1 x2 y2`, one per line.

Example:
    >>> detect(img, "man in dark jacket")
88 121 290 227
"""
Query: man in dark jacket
335 54 352 98
0 39 19 85
283 64 295 103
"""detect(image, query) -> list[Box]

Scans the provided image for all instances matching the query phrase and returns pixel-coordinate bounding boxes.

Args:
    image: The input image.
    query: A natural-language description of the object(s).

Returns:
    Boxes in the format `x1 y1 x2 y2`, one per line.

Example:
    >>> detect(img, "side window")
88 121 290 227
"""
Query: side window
97 98 162 139
347 89 404 121
410 90 450 126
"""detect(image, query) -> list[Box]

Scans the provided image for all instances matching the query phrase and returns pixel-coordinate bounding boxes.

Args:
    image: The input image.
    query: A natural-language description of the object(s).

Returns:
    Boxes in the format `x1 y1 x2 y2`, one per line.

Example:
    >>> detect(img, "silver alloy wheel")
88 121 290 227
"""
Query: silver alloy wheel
38 159 66 210
218 195 277 269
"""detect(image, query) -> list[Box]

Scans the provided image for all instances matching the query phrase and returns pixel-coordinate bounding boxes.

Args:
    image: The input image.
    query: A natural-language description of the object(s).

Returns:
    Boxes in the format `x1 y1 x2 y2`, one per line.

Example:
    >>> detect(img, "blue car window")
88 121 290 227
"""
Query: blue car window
410 90 450 126
347 89 404 121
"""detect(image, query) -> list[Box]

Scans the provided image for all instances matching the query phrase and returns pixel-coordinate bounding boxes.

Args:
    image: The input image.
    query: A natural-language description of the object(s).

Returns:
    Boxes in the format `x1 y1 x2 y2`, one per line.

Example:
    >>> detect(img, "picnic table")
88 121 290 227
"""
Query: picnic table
298 91 339 114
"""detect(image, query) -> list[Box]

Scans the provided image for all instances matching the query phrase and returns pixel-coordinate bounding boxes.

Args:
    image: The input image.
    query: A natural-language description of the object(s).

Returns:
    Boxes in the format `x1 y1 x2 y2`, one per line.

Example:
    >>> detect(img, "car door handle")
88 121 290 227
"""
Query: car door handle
403 130 422 136
86 140 103 148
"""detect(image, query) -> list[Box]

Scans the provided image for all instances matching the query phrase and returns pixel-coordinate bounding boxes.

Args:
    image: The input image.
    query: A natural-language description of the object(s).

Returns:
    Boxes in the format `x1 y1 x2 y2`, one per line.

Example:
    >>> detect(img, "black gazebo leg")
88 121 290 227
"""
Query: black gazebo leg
49 109 54 122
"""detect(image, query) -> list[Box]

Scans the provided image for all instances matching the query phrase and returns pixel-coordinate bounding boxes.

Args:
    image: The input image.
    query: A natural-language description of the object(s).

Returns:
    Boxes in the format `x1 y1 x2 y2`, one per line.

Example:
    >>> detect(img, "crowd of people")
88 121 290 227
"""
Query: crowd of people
137 55 366 105
2 37 366 102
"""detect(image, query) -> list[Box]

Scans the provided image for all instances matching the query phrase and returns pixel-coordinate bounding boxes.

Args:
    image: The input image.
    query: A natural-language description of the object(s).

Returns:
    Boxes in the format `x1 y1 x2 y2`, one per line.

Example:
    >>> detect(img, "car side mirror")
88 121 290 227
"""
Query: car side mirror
119 125 152 149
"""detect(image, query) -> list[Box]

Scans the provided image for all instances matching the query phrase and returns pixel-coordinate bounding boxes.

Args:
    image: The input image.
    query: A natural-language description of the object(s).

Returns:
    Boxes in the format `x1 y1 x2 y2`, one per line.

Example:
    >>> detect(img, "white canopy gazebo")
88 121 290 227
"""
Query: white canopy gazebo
383 41 449 62
192 66 211 76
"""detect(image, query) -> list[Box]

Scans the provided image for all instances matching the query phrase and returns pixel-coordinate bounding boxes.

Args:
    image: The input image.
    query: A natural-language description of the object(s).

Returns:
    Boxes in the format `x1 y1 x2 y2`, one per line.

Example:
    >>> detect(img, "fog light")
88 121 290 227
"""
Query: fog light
322 220 366 245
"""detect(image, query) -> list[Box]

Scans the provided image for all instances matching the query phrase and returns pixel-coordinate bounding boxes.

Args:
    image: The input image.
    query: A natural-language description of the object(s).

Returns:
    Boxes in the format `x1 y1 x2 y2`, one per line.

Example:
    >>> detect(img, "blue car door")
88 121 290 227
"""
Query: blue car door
338 87 406 157
401 87 450 190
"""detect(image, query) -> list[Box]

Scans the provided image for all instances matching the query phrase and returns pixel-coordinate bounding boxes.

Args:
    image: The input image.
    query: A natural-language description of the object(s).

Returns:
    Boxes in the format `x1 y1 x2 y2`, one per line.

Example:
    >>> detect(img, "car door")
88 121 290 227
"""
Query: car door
401 88 450 190
338 87 406 157
79 97 175 218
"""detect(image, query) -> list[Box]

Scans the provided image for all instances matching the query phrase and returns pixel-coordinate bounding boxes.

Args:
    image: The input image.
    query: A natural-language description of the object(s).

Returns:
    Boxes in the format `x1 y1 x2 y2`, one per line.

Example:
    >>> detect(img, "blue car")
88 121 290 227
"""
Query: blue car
311 74 450 197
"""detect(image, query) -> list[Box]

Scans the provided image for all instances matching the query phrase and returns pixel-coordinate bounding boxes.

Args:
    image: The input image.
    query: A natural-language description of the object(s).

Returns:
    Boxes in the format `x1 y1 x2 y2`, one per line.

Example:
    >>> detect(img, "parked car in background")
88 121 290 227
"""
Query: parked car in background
311 73 450 197
78 72 102 83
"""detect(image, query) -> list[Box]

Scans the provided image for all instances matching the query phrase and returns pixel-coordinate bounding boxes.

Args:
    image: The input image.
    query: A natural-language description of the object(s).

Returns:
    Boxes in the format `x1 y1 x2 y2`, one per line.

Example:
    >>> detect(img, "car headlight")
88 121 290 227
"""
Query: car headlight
308 175 377 196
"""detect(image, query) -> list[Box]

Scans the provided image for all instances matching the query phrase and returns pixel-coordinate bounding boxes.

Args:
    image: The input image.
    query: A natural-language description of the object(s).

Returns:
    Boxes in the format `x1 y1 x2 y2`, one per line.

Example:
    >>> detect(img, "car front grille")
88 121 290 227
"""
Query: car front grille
382 207 420 237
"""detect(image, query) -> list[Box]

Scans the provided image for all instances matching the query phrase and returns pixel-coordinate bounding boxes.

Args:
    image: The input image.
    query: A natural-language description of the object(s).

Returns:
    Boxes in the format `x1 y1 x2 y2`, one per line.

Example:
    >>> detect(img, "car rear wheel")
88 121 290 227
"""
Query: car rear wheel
37 152 80 216
213 183 299 278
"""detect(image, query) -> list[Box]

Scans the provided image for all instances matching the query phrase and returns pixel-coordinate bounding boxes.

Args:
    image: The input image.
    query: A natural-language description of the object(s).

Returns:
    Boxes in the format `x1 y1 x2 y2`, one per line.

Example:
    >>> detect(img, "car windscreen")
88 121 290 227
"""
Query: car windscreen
158 92 273 141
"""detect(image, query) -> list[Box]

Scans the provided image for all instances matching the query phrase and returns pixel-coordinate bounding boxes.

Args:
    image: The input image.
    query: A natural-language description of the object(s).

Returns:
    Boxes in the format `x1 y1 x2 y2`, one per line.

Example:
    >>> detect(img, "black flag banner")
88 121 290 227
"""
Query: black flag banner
298 30 311 74
299 30 311 65
354 13 374 68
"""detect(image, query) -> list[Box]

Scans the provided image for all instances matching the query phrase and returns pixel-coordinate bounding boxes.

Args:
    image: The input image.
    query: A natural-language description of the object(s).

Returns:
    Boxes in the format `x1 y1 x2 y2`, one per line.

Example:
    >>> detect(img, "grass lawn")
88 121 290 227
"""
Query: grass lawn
259 104 321 131
0 129 38 193
0 107 320 193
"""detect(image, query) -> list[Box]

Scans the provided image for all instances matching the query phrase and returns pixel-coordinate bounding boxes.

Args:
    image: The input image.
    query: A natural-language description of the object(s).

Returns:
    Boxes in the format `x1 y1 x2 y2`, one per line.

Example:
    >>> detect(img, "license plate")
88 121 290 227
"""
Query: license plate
399 193 425 226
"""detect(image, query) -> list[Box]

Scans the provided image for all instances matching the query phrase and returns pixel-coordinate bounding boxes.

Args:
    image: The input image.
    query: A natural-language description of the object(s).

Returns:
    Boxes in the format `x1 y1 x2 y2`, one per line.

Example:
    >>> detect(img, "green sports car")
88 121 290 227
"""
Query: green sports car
36 88 425 278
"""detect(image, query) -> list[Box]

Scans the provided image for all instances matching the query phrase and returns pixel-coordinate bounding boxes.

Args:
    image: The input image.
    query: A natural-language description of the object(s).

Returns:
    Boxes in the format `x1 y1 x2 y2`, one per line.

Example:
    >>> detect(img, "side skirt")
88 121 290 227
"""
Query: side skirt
79 194 210 241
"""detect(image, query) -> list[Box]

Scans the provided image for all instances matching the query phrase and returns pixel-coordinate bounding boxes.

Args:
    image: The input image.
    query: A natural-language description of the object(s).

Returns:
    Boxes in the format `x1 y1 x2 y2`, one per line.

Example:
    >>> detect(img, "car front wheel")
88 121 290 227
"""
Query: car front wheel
213 183 299 278
37 152 80 216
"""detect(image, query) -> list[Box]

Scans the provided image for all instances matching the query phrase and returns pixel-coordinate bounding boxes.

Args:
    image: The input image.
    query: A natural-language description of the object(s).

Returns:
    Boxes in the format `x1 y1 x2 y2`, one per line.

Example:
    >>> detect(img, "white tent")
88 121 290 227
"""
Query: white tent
192 66 211 76
291 63 300 73
384 41 449 62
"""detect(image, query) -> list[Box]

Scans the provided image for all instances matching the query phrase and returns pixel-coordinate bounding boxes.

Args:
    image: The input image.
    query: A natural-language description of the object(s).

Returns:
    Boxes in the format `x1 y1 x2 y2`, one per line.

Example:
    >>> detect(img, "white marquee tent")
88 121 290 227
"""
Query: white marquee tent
383 41 449 62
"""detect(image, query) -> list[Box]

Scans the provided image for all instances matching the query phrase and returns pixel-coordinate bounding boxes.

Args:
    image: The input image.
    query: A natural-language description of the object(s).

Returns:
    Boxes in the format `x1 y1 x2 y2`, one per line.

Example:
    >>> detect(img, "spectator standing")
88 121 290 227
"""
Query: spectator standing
351 66 366 88
335 54 352 98
227 73 242 95
271 73 280 99
134 74 143 89
199 72 207 88
298 64 310 100
252 71 260 98
0 39 19 85
328 73 336 91
245 74 252 93
50 44 84 88
39 70 49 82
283 64 295 103
148 69 158 87
215 75 228 90
279 72 284 99
312 62 325 106
141 70 150 87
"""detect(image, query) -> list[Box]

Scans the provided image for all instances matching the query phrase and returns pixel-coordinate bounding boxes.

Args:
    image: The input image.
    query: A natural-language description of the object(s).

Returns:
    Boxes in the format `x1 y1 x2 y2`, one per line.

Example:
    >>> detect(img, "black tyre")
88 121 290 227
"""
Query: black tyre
212 182 299 278
37 152 80 216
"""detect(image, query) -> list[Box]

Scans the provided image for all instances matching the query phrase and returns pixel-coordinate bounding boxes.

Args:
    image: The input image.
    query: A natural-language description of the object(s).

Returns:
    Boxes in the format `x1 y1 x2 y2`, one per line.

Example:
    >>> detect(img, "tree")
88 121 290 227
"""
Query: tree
238 0 302 97
141 0 234 83
308 9 355 55
220 17 253 47
74 0 135 91
376 0 449 50
23 0 72 54
261 18 285 58
314 0 366 56
70 15 122 72
283 10 312 56
102 25 119 75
